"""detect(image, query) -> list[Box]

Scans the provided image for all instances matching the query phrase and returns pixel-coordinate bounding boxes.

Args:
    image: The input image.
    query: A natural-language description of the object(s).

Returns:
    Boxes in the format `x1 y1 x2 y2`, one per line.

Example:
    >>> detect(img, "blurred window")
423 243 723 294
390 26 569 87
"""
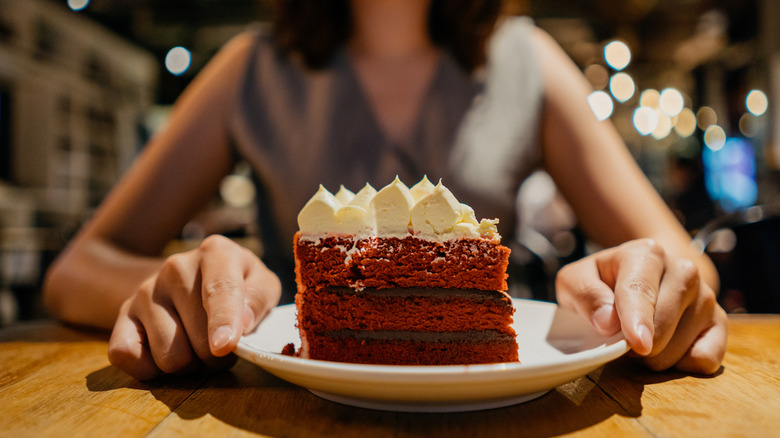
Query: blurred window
0 87 11 182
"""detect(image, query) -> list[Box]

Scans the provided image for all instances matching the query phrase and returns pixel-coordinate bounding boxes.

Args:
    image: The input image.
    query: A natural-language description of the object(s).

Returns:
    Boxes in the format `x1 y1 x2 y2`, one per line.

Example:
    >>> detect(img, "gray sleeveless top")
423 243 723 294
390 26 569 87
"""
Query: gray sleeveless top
230 16 543 273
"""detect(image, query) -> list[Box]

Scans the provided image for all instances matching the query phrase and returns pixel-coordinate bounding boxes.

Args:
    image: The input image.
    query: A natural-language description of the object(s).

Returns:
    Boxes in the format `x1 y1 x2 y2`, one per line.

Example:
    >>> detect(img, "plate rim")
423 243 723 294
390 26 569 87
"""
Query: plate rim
234 298 630 411
235 299 629 380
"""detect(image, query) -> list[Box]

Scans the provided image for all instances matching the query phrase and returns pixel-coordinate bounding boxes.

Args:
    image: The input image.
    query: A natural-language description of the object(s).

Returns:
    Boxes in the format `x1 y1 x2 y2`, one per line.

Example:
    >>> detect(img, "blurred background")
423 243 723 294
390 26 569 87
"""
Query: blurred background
0 0 778 325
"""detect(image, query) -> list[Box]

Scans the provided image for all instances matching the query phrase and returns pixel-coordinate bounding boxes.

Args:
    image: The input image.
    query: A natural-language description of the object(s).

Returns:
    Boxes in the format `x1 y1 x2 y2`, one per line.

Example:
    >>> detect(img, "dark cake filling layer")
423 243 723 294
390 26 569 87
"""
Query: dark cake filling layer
325 286 511 303
325 329 515 343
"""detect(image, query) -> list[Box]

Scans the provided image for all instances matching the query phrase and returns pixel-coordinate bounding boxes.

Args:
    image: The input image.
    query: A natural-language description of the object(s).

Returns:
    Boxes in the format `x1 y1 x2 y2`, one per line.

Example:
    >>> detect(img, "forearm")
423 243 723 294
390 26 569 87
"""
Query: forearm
531 28 719 294
43 235 164 330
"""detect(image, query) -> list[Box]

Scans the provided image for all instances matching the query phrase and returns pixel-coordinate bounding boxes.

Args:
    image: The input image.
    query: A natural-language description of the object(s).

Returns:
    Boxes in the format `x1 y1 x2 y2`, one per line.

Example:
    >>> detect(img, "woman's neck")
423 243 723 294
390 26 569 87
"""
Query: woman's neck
348 0 434 61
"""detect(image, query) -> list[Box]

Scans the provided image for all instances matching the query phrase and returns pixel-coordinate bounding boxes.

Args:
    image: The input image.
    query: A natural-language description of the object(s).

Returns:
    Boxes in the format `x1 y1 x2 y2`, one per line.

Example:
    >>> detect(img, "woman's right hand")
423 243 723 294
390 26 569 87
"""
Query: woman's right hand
107 235 281 380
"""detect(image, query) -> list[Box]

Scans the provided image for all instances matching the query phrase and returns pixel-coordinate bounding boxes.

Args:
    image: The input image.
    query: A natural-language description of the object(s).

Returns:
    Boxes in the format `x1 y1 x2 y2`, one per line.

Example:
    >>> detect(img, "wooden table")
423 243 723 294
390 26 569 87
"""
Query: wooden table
1 315 778 437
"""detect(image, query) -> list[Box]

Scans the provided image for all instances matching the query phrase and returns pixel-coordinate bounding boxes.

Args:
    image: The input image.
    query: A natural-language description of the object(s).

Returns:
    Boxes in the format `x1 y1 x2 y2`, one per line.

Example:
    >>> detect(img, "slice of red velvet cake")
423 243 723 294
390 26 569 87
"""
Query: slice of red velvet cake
293 177 517 365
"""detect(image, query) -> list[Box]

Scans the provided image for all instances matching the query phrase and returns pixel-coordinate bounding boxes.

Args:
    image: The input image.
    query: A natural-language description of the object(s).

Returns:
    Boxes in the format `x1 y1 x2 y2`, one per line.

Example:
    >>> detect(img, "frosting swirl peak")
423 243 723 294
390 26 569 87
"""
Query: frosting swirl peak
297 177 500 241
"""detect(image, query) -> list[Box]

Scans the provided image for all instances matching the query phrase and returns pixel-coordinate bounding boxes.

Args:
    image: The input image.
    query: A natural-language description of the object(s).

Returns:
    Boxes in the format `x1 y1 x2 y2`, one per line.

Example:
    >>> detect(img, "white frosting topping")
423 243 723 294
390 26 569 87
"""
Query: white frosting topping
370 176 415 235
334 185 355 205
297 177 500 241
297 185 341 234
410 182 461 235
349 183 376 209
409 175 435 202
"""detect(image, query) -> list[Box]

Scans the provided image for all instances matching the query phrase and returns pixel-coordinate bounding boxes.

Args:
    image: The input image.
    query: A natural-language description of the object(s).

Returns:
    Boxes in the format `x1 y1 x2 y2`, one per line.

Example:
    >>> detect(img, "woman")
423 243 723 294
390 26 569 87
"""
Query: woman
43 0 727 380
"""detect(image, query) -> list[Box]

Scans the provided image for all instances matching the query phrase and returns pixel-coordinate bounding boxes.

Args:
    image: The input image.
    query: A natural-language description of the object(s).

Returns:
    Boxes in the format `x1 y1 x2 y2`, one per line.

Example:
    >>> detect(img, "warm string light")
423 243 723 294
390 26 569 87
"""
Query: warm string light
67 0 90 11
586 40 632 123
587 91 614 121
745 90 768 116
674 108 697 137
71 3 194 78
604 41 631 71
609 73 635 103
659 88 684 117
586 39 771 146
165 46 192 76
704 125 726 151
633 106 657 136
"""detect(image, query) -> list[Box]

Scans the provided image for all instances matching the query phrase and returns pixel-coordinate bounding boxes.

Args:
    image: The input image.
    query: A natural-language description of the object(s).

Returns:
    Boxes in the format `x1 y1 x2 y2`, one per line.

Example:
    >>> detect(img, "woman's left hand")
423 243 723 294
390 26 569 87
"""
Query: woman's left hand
555 238 728 374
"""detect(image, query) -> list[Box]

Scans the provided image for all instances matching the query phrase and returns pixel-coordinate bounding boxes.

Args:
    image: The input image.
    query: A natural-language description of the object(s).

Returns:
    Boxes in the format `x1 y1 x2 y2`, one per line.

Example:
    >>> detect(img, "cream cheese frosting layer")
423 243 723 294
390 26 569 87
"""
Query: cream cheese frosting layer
297 176 500 241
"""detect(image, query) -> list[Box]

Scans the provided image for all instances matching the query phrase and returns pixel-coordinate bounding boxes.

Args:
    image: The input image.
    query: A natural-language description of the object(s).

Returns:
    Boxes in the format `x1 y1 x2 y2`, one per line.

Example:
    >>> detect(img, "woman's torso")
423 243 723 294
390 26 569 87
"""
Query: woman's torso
230 16 544 285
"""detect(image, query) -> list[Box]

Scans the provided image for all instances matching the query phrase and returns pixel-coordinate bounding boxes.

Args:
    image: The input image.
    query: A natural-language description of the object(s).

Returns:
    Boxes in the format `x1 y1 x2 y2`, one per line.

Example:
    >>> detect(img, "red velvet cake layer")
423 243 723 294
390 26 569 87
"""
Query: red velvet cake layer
297 287 516 335
293 232 517 365
302 333 519 365
294 234 510 292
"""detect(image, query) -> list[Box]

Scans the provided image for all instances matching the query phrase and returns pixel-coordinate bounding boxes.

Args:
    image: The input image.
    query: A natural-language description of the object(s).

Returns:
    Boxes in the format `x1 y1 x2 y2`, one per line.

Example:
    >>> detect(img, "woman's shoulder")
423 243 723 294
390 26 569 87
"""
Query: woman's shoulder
492 15 536 44
220 23 276 58
225 22 319 76
484 15 540 66
205 22 303 89
481 15 542 83
497 15 536 31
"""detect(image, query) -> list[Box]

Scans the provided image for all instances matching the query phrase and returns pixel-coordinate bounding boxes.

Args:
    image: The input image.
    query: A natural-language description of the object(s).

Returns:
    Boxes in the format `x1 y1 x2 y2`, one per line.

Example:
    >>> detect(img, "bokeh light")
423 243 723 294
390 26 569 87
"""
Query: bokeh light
739 113 758 138
165 46 192 76
745 89 768 116
659 88 684 117
609 73 635 103
584 64 609 90
674 108 697 138
651 110 672 140
67 0 90 11
696 106 718 130
702 137 757 213
704 125 726 151
604 41 631 71
220 174 256 208
639 89 660 108
633 106 658 135
587 91 614 121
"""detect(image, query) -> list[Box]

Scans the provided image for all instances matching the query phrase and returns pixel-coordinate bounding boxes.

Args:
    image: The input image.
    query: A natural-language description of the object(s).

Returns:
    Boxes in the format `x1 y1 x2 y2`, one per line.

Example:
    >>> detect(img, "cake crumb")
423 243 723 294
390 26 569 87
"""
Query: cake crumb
281 343 297 356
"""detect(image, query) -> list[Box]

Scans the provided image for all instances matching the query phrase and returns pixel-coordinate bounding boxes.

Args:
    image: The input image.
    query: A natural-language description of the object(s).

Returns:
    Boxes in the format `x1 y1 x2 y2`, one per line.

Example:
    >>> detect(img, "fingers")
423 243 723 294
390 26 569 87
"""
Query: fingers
674 305 728 375
108 300 160 381
556 238 666 350
108 235 281 380
198 235 253 356
645 258 700 357
564 238 728 375
643 284 727 374
126 279 199 374
196 235 281 355
156 252 211 361
608 239 665 356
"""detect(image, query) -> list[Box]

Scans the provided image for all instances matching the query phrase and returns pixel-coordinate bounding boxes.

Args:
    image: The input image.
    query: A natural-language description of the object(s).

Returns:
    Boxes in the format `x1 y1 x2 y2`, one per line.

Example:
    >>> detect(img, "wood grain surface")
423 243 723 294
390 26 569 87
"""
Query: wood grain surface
1 315 778 437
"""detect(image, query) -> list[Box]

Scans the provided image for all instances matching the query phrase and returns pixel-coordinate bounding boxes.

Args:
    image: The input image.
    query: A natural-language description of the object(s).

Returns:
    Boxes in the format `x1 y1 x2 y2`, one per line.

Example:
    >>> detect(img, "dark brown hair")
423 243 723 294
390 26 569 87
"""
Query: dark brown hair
268 0 514 72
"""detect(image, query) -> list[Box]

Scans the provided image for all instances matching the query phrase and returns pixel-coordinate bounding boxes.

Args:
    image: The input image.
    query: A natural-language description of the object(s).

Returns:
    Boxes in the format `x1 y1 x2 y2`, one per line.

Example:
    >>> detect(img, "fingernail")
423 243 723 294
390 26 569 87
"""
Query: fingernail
635 323 653 355
592 304 614 333
243 304 255 331
211 325 233 351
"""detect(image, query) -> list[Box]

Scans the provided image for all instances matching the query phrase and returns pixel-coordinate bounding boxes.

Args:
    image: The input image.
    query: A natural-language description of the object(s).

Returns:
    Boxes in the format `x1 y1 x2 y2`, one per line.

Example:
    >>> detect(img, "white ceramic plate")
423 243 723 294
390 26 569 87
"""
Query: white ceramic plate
236 299 629 412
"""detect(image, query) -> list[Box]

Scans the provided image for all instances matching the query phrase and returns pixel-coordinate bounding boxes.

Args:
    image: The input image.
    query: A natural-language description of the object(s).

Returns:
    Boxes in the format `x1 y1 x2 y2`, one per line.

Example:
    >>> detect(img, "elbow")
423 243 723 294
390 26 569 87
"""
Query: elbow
42 254 69 322
42 247 90 326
